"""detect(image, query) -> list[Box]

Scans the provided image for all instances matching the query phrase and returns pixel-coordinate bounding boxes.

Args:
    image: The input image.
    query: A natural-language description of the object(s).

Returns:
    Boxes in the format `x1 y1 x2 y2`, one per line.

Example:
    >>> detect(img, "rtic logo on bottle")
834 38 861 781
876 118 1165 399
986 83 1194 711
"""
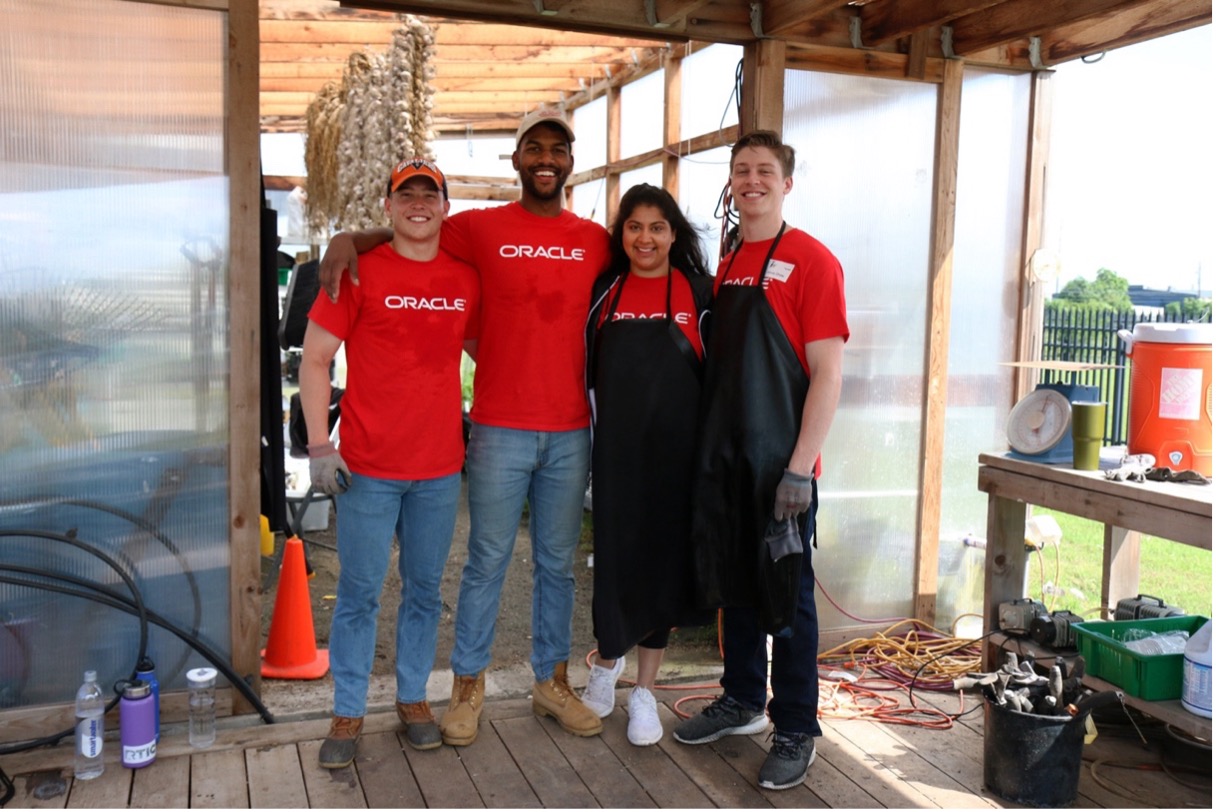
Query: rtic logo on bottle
383 296 467 311
498 245 586 261
123 740 157 765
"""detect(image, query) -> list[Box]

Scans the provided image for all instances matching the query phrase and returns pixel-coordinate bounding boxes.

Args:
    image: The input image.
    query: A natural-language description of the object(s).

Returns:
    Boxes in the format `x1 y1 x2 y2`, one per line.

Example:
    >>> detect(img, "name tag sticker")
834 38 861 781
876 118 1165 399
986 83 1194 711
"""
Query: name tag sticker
766 259 795 283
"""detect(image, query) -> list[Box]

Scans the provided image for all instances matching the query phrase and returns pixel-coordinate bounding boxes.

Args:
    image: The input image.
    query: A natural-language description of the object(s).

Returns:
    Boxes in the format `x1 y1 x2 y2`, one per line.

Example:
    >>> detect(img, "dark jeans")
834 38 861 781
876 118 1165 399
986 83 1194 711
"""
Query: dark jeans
720 508 822 737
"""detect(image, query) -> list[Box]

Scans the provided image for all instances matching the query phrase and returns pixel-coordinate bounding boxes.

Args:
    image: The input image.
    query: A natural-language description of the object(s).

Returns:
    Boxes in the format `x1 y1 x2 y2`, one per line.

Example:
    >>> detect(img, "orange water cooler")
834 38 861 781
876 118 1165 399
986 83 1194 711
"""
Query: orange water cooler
1118 323 1213 476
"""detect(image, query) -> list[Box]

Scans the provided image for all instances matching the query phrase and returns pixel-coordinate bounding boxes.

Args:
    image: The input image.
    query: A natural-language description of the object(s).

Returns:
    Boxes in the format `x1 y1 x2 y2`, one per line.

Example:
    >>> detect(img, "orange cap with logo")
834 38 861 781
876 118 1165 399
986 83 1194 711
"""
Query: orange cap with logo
387 157 448 199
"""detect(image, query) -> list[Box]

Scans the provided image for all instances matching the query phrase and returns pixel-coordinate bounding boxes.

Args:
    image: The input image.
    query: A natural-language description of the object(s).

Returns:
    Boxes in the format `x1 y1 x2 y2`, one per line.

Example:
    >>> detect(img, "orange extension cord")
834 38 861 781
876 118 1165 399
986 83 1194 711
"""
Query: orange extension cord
584 615 983 728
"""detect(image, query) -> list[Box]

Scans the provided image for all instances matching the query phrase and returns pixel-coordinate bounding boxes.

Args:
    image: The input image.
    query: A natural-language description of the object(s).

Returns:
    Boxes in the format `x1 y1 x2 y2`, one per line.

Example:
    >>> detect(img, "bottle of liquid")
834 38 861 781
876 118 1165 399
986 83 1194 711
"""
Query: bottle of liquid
134 657 159 742
74 670 105 781
187 667 218 748
119 680 157 769
1182 619 1212 718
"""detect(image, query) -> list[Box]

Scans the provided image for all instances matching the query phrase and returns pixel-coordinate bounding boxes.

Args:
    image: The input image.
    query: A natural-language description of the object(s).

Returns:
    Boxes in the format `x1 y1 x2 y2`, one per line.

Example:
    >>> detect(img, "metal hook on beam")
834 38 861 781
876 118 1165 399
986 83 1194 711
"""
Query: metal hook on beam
533 0 557 17
644 0 671 28
940 25 956 59
1028 36 1045 70
849 16 865 50
749 2 765 38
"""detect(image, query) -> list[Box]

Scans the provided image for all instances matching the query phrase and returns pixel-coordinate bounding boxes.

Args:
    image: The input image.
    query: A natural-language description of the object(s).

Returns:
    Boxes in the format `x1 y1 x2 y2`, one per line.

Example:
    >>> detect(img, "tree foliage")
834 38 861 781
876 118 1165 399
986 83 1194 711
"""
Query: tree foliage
1165 297 1213 321
1052 268 1133 311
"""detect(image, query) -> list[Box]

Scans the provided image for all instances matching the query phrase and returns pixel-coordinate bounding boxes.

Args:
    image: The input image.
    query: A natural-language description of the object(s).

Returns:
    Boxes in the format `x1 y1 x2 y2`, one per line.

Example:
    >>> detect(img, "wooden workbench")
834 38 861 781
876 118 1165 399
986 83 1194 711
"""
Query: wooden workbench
976 452 1213 738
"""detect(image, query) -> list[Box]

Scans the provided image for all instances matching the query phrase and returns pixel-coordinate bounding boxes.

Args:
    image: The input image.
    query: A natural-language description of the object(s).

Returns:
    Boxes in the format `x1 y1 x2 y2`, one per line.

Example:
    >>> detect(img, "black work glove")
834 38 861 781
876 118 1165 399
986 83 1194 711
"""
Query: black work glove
308 442 351 495
773 469 813 521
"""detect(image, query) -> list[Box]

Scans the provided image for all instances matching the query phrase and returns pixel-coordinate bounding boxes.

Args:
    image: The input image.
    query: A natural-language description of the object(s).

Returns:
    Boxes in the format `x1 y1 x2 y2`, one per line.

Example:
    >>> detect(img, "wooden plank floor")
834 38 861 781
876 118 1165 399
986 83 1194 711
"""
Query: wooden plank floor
2 686 1209 808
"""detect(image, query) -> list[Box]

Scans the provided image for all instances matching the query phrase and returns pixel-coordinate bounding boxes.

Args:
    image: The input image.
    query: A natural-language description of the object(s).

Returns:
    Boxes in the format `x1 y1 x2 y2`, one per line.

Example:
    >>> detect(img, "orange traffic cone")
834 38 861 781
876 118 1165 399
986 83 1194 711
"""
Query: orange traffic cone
261 536 330 679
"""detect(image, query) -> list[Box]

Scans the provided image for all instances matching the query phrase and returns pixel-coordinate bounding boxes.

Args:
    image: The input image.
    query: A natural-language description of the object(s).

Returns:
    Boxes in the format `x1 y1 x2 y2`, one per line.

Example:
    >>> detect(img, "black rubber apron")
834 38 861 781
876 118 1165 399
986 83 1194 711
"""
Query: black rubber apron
690 224 811 633
589 271 706 656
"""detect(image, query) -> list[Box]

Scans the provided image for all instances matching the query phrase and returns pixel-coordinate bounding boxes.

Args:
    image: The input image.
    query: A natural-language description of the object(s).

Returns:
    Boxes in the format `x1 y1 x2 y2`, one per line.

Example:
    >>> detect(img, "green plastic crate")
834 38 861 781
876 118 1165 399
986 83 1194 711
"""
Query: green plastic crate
1073 615 1209 700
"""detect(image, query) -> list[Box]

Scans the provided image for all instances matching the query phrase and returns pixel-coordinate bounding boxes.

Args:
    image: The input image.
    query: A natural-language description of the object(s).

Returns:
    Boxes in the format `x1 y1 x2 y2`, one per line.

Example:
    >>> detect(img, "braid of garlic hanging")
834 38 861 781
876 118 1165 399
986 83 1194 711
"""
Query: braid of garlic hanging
357 50 392 229
303 82 343 240
387 19 415 164
337 52 376 231
407 16 437 159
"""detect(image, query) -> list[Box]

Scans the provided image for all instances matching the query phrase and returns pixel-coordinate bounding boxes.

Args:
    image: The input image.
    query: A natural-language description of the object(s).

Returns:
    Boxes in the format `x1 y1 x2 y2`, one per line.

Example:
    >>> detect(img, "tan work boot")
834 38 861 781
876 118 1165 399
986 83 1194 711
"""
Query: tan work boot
533 662 603 737
439 672 484 746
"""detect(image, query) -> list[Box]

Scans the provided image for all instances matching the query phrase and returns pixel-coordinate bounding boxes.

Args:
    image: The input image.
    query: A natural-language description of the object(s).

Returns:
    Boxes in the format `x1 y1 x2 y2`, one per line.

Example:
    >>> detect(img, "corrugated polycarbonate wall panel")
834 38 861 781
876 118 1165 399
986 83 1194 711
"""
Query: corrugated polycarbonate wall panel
783 69 938 626
935 68 1029 631
0 0 230 707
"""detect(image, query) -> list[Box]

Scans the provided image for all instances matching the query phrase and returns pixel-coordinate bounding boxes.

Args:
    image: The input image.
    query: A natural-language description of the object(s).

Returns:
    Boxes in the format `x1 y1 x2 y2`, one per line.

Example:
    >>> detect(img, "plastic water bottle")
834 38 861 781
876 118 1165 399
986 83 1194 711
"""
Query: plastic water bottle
1182 619 1212 718
135 657 159 742
74 670 105 780
187 667 218 748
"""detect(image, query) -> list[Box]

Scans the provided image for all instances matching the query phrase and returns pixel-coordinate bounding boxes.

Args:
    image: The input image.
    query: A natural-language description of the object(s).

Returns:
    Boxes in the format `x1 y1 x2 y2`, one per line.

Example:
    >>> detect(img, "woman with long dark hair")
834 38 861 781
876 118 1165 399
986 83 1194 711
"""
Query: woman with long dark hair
581 183 713 745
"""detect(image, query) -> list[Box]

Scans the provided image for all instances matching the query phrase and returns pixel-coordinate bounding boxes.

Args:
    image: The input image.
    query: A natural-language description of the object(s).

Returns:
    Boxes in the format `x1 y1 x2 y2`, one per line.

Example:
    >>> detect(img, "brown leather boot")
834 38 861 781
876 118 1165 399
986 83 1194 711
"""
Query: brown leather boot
396 700 442 751
533 662 603 737
439 673 484 746
318 715 364 769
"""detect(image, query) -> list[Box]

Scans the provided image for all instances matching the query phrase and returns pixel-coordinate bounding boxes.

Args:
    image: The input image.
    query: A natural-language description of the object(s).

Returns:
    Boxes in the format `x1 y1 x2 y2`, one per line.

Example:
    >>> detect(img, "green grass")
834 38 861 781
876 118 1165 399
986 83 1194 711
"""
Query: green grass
1025 508 1212 621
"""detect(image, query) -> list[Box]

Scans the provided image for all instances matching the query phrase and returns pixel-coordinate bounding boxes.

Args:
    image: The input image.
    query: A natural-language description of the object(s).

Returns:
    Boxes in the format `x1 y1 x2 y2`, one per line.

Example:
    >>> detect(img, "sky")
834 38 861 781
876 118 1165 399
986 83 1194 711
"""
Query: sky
1043 24 1213 294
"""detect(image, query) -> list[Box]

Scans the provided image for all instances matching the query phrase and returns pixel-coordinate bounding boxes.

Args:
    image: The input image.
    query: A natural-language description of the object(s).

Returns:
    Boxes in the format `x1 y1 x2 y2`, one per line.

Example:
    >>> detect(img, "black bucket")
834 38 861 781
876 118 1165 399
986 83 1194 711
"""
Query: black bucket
983 700 1087 807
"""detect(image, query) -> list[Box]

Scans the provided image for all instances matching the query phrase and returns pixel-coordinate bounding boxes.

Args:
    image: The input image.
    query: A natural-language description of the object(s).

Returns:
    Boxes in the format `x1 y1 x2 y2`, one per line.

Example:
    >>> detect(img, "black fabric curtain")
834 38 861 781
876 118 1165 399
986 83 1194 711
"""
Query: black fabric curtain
259 176 288 533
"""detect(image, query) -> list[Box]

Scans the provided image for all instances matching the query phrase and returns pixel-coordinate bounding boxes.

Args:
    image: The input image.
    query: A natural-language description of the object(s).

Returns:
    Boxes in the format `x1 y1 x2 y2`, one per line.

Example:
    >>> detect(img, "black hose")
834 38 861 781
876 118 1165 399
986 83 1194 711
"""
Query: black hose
3 494 206 685
0 570 274 735
0 528 149 675
0 528 147 754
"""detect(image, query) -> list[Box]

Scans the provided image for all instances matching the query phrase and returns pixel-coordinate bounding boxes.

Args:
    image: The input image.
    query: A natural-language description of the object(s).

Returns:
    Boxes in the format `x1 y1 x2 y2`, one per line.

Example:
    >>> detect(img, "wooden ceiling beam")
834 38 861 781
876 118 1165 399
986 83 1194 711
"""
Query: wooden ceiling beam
261 92 578 111
860 0 1001 46
1037 0 1213 65
760 0 838 37
949 0 1148 56
261 18 667 48
650 0 715 28
259 41 651 60
345 0 755 42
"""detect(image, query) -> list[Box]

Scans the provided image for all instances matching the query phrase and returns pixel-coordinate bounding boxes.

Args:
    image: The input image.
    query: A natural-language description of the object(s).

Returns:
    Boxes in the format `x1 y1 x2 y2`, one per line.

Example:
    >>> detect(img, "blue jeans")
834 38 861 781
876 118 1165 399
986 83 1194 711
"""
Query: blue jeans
451 422 590 681
720 510 822 737
329 471 461 718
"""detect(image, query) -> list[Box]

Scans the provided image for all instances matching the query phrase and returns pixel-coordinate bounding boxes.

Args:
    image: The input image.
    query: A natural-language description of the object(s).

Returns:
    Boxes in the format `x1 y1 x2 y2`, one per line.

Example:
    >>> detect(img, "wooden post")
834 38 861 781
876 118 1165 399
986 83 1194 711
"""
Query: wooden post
739 38 786 135
1015 71 1054 398
914 58 963 625
605 84 621 225
228 0 263 712
662 49 682 197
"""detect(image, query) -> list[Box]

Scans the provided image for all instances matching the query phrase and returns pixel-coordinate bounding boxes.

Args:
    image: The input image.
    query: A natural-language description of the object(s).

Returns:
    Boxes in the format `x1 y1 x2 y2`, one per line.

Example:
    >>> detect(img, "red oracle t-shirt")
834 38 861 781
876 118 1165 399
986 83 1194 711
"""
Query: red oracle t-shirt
440 202 610 431
598 271 704 359
308 243 479 480
715 227 850 374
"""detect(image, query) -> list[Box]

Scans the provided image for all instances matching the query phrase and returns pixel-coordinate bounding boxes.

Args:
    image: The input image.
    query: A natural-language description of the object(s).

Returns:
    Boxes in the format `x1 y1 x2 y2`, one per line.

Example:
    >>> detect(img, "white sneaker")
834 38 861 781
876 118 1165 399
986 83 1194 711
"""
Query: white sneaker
582 657 624 718
627 686 663 746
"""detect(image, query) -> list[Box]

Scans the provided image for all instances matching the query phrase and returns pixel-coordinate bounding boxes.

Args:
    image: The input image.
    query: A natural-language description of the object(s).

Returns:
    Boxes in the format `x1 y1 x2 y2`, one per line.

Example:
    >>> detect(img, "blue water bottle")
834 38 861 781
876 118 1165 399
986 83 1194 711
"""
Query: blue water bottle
135 657 159 742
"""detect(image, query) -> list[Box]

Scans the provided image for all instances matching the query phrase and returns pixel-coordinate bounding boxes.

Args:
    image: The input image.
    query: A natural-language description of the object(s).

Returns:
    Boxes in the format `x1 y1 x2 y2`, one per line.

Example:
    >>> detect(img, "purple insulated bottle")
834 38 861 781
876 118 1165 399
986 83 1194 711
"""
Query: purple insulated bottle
119 680 157 769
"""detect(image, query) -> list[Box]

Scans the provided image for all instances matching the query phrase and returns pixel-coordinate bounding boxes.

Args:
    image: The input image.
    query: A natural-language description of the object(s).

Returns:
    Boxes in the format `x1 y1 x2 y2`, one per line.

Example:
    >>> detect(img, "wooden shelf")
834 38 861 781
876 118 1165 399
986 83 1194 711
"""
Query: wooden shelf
1081 673 1212 741
977 453 1212 741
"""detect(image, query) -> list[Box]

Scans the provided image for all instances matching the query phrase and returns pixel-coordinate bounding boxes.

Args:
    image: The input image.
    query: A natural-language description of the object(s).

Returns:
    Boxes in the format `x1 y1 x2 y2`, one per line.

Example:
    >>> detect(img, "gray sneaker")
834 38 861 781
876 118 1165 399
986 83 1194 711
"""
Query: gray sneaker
672 694 767 745
758 731 816 790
